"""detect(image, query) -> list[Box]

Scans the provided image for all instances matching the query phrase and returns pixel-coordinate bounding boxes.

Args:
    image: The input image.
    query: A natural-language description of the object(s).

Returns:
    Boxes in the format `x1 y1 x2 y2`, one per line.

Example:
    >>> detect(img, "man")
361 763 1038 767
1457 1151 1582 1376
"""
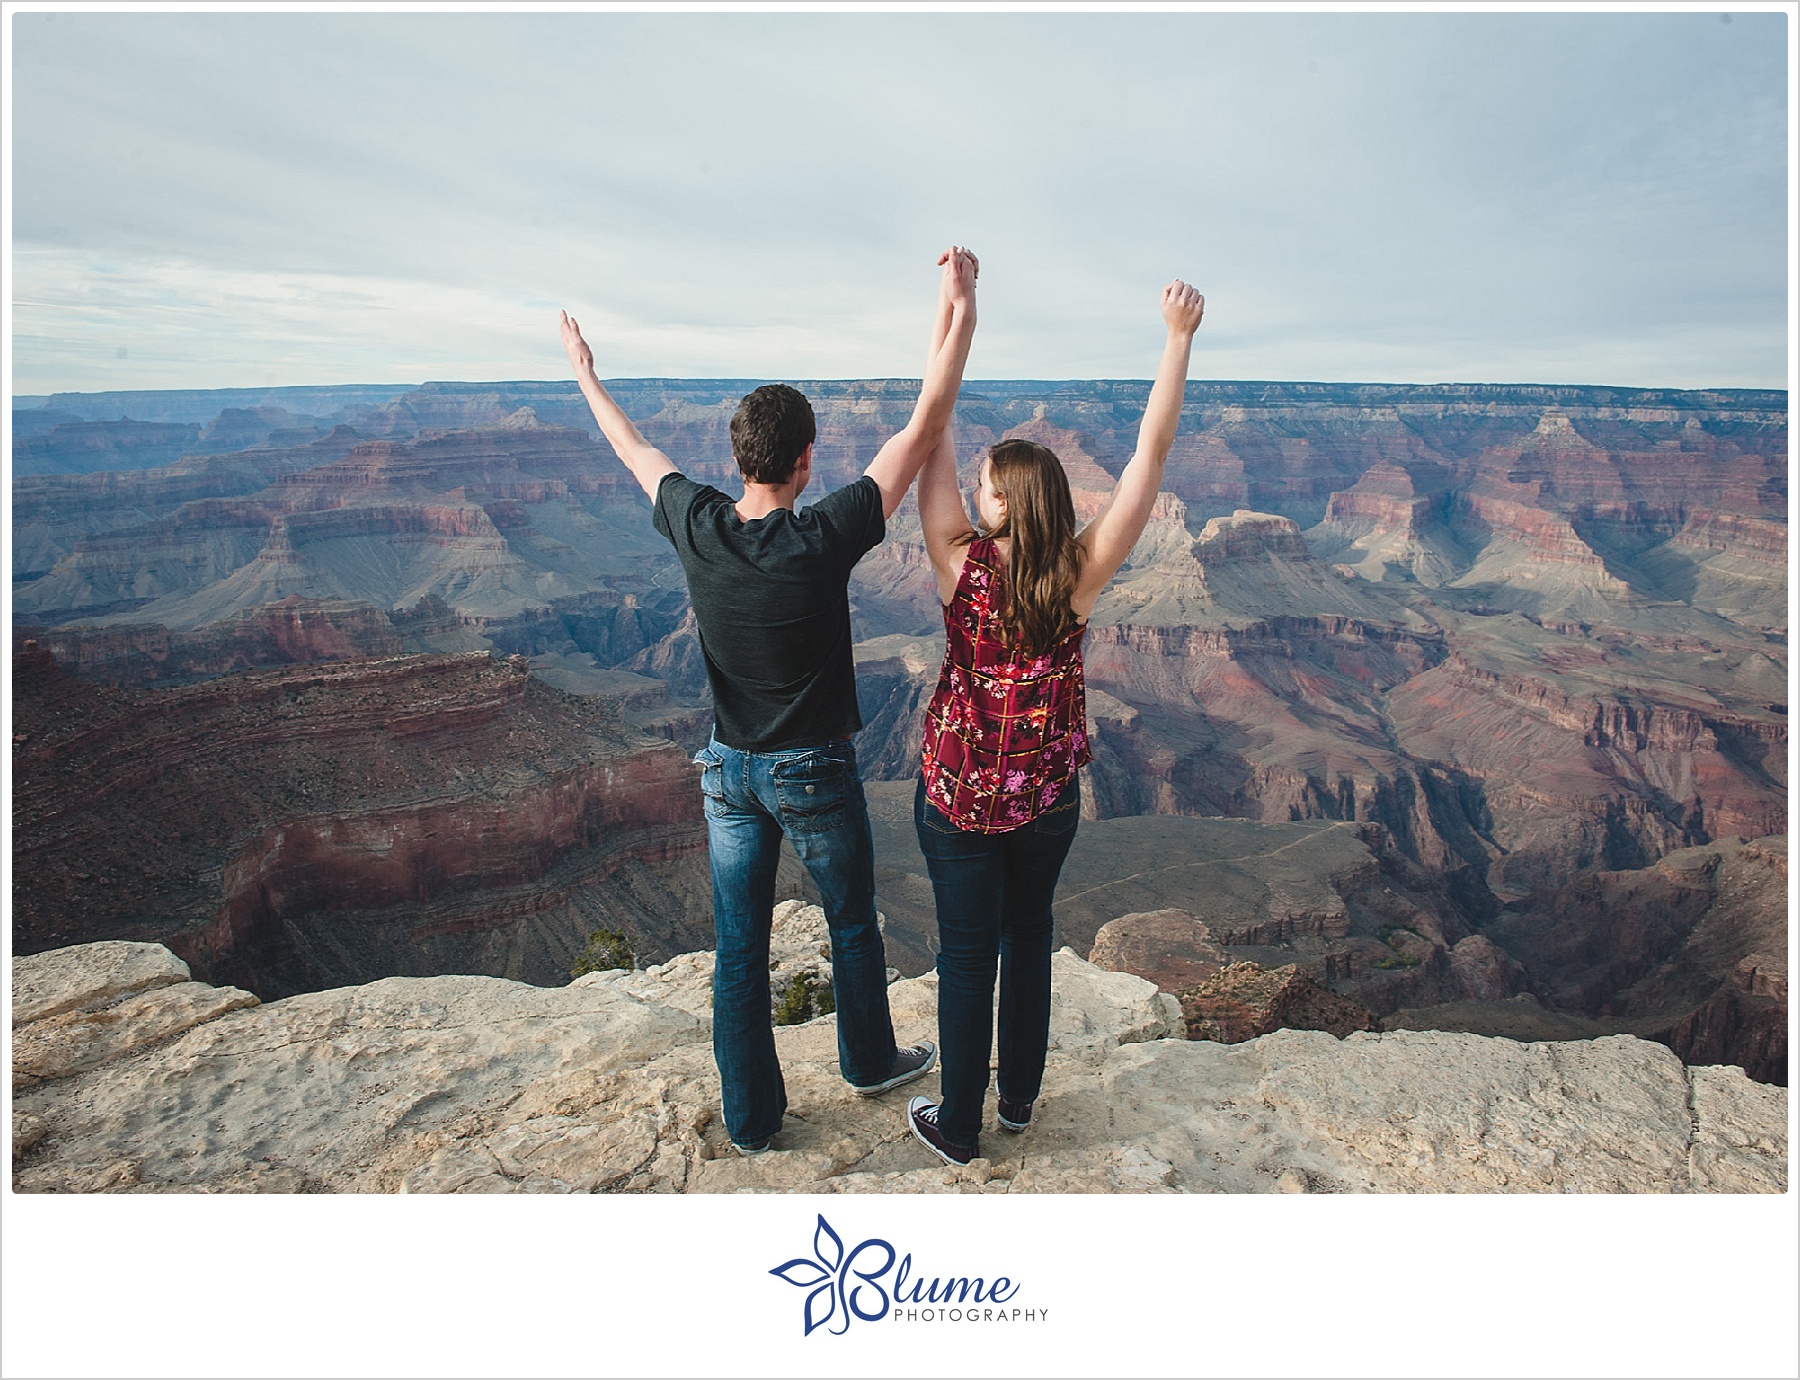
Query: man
559 247 979 1152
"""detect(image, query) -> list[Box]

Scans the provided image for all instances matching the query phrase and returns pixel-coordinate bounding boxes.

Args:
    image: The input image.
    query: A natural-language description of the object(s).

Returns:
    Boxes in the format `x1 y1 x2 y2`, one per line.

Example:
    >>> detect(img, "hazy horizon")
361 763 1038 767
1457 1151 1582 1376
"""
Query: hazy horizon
16 371 1792 410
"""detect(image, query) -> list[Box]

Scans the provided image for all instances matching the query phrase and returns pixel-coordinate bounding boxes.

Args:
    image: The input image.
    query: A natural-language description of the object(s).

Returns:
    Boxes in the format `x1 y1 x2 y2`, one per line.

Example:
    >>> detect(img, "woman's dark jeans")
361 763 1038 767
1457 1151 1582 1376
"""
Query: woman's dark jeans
913 774 1081 1151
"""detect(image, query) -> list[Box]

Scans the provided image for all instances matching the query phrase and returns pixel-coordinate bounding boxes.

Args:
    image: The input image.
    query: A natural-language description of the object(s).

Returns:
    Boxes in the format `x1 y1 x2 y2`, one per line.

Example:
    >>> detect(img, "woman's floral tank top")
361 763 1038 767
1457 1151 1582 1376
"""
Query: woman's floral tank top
920 537 1091 833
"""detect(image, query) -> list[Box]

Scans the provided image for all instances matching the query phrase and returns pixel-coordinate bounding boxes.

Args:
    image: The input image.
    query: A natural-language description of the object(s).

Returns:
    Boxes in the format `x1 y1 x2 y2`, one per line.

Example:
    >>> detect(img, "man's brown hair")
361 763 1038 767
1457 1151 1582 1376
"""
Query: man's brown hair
730 384 817 486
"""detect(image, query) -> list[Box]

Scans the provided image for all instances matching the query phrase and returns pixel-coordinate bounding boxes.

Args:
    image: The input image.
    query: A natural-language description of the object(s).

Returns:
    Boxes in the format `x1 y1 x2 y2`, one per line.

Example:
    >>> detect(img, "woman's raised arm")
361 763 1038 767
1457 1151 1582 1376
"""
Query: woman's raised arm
863 247 978 520
917 249 980 602
1074 280 1205 608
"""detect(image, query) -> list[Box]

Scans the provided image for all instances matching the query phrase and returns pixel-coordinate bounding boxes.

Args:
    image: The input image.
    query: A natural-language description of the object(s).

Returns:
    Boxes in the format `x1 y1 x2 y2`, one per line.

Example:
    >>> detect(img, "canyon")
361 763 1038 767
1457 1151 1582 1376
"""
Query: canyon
11 640 706 997
10 376 1788 1087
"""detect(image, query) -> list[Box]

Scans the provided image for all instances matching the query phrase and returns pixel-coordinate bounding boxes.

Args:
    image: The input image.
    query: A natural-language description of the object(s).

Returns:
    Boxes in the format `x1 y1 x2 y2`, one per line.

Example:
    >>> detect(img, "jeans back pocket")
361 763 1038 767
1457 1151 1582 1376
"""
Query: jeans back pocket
770 749 852 835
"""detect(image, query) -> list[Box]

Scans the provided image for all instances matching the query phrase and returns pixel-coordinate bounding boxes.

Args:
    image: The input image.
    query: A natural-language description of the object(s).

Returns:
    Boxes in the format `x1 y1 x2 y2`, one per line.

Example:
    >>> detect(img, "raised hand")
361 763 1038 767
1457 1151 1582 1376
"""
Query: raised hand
560 309 595 376
556 308 676 499
936 245 979 310
865 244 980 520
1072 276 1203 610
1161 279 1205 337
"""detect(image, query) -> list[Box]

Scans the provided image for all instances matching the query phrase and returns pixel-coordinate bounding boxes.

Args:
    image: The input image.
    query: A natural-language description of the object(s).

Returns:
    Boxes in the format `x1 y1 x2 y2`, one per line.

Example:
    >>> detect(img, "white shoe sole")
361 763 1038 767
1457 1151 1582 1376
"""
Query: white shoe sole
852 1042 938 1097
907 1095 975 1168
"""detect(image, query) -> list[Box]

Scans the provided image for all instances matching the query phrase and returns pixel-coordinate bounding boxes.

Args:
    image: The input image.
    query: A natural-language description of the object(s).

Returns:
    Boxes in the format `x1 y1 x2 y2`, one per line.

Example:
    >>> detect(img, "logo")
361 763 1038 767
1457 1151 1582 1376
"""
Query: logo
768 1214 1041 1336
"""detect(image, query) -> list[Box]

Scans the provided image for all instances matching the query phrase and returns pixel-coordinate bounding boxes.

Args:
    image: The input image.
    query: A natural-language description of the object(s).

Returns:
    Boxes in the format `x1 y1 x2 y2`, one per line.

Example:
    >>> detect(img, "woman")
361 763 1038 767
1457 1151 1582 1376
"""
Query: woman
907 275 1207 1166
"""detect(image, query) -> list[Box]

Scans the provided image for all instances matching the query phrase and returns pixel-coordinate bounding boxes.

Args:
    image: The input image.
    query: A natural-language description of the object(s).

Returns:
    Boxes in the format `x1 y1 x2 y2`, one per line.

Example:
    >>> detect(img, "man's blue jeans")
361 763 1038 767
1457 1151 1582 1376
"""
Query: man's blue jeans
914 774 1080 1151
694 735 898 1147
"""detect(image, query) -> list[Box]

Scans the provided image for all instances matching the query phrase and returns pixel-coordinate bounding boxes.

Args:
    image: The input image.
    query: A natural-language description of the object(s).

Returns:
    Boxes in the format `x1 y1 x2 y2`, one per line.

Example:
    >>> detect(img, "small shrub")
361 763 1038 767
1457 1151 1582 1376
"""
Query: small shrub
571 926 637 979
773 971 836 1026
1373 924 1422 969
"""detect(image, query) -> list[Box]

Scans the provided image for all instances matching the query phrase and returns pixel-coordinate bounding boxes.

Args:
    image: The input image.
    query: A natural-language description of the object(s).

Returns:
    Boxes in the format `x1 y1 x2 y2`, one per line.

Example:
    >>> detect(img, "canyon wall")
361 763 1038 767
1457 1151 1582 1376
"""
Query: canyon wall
11 643 705 997
11 377 1786 1077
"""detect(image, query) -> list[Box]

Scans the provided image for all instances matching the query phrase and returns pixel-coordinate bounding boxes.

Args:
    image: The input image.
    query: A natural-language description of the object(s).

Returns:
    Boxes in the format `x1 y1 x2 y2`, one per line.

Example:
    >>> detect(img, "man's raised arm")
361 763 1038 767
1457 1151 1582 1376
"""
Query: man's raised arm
559 310 678 502
863 247 979 520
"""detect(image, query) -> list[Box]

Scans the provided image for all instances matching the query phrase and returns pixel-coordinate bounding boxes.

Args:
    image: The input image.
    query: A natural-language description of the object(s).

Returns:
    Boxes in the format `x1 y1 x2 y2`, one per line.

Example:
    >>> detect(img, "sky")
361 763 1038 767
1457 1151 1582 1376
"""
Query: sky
6 7 1794 395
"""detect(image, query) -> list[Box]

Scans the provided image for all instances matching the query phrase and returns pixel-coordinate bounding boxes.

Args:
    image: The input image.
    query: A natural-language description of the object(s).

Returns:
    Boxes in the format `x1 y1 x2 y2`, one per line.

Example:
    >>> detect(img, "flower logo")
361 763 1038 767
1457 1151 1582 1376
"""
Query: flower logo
769 1214 896 1336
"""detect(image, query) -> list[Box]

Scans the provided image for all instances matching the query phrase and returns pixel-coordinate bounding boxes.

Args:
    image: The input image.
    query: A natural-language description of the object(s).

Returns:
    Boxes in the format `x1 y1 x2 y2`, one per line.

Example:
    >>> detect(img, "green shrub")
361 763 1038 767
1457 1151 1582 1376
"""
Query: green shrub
571 926 637 978
1373 924 1422 969
773 971 836 1026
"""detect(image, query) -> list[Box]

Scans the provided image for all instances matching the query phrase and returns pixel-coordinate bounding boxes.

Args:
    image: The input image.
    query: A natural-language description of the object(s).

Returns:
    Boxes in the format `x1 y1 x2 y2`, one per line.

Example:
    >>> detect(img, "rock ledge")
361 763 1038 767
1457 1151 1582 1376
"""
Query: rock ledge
11 915 1786 1194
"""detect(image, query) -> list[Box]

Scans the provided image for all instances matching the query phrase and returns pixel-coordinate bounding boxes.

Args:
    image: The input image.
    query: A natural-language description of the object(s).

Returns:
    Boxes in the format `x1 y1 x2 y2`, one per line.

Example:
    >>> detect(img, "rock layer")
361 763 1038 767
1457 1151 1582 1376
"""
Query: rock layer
1176 961 1380 1043
11 645 704 996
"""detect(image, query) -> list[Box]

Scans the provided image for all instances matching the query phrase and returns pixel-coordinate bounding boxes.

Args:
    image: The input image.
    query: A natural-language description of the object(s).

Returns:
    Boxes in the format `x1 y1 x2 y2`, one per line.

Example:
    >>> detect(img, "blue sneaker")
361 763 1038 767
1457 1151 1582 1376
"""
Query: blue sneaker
852 1041 937 1097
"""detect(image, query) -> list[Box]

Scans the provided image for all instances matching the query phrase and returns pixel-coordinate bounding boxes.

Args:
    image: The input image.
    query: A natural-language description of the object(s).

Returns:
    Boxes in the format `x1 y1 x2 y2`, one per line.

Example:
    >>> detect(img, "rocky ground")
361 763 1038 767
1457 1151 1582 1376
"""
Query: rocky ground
13 906 1786 1195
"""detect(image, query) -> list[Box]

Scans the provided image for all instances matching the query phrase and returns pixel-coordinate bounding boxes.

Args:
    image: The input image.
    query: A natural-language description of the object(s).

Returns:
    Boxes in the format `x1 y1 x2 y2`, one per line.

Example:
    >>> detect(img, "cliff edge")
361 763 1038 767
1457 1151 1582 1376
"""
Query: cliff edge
11 907 1786 1194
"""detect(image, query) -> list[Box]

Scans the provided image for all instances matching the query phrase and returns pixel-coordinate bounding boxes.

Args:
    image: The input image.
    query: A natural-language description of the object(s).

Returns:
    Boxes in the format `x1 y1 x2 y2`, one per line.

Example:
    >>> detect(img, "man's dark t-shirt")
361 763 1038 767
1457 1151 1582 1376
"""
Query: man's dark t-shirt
653 472 885 752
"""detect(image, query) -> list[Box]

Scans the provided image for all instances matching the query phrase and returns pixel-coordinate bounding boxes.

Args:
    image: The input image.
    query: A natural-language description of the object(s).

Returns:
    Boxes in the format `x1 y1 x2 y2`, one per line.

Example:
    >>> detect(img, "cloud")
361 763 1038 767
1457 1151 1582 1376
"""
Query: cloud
9 10 1789 392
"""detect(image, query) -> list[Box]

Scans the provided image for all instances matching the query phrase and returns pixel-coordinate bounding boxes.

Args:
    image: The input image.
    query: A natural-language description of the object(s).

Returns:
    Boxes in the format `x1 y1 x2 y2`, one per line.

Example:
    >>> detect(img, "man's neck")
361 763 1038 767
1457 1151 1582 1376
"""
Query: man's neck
735 480 801 521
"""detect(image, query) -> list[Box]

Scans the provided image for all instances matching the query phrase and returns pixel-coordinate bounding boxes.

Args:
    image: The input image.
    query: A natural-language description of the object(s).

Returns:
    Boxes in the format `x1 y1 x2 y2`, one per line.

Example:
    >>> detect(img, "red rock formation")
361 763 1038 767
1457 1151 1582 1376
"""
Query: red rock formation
1673 511 1787 557
1177 962 1379 1042
11 647 704 997
1087 910 1231 992
14 420 203 476
1194 510 1314 562
11 429 369 579
13 379 1785 1061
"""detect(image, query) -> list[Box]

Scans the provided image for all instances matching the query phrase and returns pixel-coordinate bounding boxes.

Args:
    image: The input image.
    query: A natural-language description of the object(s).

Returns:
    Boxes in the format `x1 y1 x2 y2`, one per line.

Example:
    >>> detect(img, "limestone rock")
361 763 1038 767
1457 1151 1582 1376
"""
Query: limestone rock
1044 1029 1739 1193
577 901 871 1029
1178 961 1379 1042
10 932 1785 1195
13 981 259 1086
600 950 715 1022
11 941 192 1026
765 900 839 1025
14 1112 48 1158
1087 909 1230 992
1046 948 1184 1053
13 970 705 1193
1687 1064 1788 1193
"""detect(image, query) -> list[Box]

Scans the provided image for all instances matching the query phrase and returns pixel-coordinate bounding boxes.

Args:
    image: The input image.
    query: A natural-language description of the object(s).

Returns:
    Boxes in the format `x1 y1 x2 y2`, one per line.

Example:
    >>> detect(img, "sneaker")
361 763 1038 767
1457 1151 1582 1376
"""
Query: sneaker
732 1138 772 1156
996 1095 1033 1132
908 1097 976 1167
852 1041 937 1097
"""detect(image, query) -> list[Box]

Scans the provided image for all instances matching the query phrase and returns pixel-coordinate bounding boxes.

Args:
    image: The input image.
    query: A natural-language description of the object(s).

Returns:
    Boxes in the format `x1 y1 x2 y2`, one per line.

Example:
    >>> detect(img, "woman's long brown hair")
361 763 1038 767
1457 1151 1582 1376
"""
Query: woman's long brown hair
962 438 1085 653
